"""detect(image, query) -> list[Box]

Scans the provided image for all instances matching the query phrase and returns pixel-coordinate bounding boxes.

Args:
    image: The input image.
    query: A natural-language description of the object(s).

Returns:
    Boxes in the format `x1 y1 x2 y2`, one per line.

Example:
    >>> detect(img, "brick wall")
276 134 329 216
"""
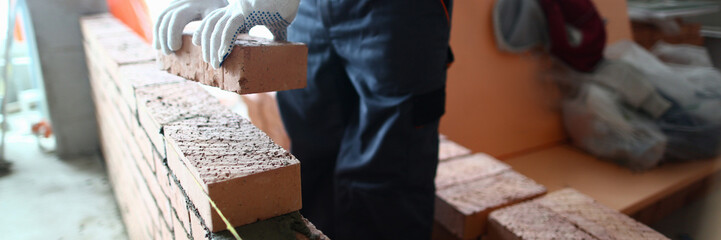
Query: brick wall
81 13 325 240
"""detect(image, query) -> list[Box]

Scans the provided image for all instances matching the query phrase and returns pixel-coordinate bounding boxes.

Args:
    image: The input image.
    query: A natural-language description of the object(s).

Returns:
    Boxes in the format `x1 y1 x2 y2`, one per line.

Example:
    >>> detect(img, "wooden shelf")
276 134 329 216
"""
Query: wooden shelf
505 144 721 216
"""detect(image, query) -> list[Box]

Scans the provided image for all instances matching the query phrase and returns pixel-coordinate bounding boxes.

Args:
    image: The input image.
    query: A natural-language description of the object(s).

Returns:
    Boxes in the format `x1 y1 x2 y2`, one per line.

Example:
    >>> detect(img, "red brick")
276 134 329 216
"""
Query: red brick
136 100 165 158
488 189 669 240
158 29 307 95
174 211 191 240
156 150 172 196
80 14 135 41
167 162 192 234
83 41 106 88
130 157 161 236
80 15 155 74
84 28 162 240
138 154 167 223
154 155 176 231
166 140 203 233
85 13 307 238
158 219 174 240
163 114 302 232
241 93 291 150
439 138 472 161
189 206 210 240
435 171 546 240
435 153 510 189
133 121 156 172
102 121 156 240
114 129 159 237
135 81 232 158
487 202 594 240
535 189 668 239
116 62 186 113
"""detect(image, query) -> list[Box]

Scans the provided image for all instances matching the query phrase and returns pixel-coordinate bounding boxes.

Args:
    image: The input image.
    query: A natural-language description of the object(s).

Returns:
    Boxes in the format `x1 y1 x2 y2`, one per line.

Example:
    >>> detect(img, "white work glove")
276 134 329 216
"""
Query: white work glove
154 0 229 55
192 0 300 69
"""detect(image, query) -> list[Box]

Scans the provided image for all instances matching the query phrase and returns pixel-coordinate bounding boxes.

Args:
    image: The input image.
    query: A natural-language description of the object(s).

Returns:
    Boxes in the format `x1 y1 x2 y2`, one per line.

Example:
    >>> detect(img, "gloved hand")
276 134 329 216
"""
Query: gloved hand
154 0 229 55
192 0 300 69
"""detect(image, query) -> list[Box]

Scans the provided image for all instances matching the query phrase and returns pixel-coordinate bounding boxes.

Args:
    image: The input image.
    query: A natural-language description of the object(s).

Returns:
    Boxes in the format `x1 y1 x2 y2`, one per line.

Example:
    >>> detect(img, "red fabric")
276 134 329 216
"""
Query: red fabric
538 0 606 72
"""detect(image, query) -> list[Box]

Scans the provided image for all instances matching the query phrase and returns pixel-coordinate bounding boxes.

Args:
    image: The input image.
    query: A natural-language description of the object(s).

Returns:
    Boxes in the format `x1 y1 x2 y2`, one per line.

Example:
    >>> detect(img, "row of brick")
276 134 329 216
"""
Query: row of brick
81 13 325 240
434 139 546 240
488 189 669 240
433 138 668 240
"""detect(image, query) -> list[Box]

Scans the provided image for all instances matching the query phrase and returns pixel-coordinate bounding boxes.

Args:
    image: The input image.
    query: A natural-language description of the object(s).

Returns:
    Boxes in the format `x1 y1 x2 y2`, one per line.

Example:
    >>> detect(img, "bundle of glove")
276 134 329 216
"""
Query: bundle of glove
494 0 721 170
153 0 300 69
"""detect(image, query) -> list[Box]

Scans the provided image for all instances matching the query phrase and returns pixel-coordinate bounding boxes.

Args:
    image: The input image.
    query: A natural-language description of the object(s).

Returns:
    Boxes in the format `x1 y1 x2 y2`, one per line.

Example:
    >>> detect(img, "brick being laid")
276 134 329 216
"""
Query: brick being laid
163 114 302 232
487 188 669 240
434 153 546 240
157 25 307 95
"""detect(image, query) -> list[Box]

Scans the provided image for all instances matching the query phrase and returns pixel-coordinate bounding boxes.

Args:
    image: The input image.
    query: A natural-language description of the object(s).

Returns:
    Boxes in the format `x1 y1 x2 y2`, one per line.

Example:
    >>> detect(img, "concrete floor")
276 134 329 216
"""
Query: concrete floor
0 113 127 240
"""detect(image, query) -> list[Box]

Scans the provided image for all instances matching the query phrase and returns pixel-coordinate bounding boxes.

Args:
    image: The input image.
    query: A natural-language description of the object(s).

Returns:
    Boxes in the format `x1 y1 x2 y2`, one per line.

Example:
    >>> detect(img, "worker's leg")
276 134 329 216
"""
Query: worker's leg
277 0 356 237
328 0 453 239
333 104 442 239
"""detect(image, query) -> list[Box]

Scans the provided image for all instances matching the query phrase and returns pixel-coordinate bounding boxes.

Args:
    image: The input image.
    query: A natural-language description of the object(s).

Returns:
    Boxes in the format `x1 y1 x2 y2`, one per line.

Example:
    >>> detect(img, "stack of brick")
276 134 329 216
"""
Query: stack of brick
81 13 326 240
487 188 669 240
434 145 547 240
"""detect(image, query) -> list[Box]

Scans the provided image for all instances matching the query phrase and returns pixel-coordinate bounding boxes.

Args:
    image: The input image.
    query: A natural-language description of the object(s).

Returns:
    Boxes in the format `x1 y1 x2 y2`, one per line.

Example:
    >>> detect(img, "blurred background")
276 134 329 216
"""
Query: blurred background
1 0 721 239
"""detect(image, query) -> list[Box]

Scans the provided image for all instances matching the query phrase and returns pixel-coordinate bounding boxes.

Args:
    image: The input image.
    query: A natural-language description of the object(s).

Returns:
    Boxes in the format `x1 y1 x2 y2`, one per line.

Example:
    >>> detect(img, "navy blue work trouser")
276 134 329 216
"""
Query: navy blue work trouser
277 0 452 239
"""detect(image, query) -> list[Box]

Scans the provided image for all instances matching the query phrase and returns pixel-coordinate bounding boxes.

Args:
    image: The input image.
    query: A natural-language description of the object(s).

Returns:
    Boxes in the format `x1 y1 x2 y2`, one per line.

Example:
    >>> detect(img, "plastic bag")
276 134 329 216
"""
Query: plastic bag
563 83 667 170
651 41 713 67
606 41 721 123
657 95 721 161
604 41 721 161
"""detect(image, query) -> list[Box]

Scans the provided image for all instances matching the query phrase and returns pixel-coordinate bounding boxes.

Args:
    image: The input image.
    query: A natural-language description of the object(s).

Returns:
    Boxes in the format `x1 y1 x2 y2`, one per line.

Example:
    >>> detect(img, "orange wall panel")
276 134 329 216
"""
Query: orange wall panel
440 0 633 158
107 0 152 43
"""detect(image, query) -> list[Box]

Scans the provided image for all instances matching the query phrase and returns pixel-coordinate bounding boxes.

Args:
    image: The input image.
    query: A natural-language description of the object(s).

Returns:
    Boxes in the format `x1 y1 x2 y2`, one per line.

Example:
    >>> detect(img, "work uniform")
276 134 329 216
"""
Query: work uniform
277 0 453 238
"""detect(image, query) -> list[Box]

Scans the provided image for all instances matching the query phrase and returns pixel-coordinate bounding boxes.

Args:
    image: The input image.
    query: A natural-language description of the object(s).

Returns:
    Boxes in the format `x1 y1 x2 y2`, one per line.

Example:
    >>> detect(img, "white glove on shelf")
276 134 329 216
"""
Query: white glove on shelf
154 0 229 55
192 0 300 69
